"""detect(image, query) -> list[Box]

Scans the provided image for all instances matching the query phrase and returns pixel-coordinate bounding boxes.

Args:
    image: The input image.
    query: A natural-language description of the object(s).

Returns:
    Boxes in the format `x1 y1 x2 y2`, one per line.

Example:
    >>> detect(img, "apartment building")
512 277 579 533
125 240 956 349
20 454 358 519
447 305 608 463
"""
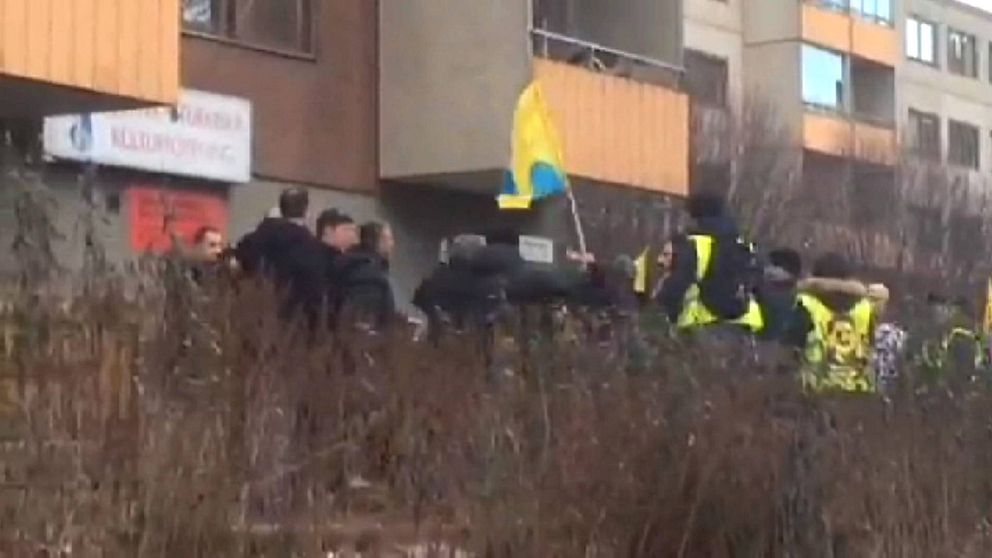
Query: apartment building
900 0 992 178
380 0 691 269
0 0 180 272
685 0 900 195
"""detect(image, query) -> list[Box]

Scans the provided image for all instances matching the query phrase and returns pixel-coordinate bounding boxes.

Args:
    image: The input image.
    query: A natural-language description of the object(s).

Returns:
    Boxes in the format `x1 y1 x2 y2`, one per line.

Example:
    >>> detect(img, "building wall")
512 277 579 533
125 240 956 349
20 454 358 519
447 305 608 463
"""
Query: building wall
0 0 179 116
684 0 744 110
899 0 992 173
379 0 530 180
181 0 377 192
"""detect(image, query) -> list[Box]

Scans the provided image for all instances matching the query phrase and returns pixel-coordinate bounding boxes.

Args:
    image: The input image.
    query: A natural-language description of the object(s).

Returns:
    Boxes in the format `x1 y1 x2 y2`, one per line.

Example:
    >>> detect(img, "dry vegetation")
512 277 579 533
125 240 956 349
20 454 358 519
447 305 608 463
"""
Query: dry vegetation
1 268 992 557
2 107 992 556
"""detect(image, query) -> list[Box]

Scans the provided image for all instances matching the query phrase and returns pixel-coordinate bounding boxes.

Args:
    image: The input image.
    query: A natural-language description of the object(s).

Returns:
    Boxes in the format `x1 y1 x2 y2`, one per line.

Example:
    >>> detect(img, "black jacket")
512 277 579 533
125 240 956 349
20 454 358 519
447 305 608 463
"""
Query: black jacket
235 218 325 323
659 215 749 323
413 244 521 332
338 250 396 329
757 274 801 344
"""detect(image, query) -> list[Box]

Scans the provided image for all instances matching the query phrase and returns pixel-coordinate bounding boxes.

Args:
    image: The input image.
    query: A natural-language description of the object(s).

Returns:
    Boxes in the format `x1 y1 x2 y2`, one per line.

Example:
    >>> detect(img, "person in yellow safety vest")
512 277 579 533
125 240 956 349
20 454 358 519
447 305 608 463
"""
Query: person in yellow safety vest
657 192 763 334
918 294 984 383
789 253 875 393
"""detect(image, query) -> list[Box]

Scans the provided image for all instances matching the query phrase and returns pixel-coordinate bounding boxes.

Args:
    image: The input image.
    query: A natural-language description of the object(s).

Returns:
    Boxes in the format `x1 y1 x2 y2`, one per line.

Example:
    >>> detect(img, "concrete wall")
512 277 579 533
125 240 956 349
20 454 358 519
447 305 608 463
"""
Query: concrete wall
743 0 799 45
899 0 992 172
684 0 744 110
379 0 530 179
743 42 804 142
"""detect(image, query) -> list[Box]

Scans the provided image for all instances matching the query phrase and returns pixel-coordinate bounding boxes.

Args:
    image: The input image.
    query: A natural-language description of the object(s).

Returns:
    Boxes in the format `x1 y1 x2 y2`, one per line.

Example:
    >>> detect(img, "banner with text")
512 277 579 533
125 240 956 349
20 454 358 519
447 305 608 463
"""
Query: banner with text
44 90 252 183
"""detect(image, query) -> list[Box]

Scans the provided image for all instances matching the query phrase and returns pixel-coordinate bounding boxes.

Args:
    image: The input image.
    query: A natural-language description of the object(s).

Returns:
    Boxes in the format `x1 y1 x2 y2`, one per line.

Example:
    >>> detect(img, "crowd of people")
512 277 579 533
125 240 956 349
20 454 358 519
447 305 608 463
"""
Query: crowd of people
177 186 990 395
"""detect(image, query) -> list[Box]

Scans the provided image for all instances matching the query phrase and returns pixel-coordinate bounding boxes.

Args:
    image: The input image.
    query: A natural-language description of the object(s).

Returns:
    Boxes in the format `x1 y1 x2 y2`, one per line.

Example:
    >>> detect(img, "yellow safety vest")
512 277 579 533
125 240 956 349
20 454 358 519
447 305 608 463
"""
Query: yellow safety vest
676 235 763 332
798 293 874 393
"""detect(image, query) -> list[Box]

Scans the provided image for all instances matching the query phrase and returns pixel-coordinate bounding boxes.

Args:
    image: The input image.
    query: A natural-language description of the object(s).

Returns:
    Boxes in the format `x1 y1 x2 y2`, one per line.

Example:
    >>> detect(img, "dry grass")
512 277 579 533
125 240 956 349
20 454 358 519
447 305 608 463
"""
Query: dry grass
0 267 991 557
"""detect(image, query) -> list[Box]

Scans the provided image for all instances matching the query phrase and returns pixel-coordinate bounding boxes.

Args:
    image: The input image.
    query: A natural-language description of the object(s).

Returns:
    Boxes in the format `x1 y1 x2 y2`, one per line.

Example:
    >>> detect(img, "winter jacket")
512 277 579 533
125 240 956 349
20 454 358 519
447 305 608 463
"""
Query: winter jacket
659 215 756 324
234 218 325 324
338 250 396 330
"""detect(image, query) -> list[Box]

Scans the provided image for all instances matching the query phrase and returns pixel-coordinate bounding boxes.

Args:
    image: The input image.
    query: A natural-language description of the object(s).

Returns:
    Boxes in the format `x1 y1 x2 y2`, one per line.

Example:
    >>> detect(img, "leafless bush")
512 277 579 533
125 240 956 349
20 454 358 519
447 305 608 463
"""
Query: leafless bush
1 268 992 557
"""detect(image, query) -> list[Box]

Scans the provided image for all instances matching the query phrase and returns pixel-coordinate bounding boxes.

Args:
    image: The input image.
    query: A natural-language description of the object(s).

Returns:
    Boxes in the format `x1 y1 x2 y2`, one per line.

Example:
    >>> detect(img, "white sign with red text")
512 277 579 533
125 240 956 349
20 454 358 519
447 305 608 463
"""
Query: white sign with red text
44 89 252 183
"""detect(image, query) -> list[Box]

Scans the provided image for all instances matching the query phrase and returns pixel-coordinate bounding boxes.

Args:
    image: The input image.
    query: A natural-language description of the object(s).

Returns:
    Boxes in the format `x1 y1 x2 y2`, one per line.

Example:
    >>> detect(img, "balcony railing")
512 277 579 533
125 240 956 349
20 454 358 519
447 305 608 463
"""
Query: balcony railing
530 28 682 88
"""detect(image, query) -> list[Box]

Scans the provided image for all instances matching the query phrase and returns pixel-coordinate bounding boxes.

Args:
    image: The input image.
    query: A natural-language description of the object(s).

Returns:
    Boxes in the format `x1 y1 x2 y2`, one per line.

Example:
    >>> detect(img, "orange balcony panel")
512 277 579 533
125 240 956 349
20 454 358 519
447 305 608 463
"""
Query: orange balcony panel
852 19 897 66
801 3 850 54
804 112 852 158
533 58 689 196
803 111 896 163
854 121 897 164
0 0 179 116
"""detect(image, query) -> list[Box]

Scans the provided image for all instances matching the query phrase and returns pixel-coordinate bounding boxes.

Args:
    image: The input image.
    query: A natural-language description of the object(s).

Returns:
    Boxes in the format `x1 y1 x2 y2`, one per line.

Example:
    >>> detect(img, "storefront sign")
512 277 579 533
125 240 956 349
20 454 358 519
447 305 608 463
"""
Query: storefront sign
128 186 228 253
519 235 555 264
44 90 251 183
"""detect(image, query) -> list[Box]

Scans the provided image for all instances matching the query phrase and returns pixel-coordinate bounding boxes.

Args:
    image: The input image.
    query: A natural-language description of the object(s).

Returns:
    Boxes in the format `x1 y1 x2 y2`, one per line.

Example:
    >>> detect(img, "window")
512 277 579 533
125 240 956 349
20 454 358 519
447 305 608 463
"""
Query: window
802 45 845 109
851 0 892 24
907 109 941 161
182 0 218 33
182 0 314 54
684 50 728 107
948 29 978 78
906 17 937 65
949 120 980 169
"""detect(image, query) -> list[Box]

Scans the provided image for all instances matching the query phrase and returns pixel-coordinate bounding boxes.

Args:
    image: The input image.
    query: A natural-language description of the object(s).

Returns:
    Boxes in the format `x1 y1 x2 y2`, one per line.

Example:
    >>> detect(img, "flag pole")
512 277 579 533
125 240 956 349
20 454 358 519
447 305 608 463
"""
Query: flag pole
566 185 588 257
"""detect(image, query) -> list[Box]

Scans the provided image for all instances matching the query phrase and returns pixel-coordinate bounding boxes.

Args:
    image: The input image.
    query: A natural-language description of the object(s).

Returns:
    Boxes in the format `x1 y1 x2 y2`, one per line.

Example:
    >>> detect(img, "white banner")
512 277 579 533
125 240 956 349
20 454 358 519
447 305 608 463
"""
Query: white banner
44 89 252 183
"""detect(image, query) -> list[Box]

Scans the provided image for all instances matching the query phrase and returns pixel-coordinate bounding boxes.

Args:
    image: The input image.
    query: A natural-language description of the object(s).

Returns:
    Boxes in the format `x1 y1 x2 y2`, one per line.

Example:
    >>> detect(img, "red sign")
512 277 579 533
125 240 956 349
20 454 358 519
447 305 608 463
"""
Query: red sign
127 186 228 253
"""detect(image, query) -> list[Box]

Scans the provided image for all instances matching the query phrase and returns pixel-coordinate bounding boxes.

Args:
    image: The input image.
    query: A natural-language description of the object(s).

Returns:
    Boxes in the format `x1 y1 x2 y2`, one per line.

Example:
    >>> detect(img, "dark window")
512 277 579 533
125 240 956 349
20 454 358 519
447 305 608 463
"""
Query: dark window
949 120 980 169
905 17 937 65
182 0 314 55
948 28 978 78
684 50 728 107
908 109 940 161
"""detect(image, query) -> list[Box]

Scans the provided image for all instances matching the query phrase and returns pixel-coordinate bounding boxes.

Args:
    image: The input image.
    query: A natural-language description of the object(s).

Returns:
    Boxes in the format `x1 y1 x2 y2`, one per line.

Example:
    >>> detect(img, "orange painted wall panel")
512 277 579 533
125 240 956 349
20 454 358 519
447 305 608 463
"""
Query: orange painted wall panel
804 112 897 163
801 4 850 54
852 20 897 67
804 112 852 157
0 0 178 106
533 58 689 196
854 122 897 164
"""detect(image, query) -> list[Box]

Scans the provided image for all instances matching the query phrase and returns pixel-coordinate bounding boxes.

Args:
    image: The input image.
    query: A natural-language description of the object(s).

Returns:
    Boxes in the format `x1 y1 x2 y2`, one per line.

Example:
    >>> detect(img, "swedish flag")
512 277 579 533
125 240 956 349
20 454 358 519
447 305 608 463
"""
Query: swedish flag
498 81 568 210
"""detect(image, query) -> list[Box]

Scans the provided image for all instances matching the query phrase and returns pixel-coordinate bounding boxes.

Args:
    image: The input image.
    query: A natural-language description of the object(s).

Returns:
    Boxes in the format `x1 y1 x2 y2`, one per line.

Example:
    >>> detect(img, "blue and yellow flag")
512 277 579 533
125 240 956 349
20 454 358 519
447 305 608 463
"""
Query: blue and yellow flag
498 81 568 210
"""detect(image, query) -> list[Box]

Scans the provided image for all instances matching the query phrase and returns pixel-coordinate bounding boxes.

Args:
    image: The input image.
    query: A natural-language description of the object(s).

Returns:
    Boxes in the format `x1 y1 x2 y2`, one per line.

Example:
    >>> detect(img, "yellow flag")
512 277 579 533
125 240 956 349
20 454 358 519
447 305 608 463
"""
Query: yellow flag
633 247 649 294
498 81 568 210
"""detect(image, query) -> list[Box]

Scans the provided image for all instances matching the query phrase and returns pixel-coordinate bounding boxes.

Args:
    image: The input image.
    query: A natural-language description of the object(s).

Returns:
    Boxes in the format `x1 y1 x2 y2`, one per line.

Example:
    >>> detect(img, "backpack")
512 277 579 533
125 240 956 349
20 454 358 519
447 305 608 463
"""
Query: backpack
698 235 760 320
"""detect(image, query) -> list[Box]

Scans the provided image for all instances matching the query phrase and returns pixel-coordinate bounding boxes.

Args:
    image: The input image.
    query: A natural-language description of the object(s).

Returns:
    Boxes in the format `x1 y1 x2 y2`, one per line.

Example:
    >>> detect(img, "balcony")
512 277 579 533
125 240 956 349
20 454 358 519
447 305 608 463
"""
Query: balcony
803 111 896 164
0 0 180 117
379 0 688 197
801 2 897 66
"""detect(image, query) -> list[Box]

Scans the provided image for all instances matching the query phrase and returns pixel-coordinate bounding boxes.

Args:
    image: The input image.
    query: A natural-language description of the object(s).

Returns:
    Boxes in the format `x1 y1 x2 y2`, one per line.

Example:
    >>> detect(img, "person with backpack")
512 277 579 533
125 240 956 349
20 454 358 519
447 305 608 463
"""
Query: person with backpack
658 192 763 338
790 253 875 393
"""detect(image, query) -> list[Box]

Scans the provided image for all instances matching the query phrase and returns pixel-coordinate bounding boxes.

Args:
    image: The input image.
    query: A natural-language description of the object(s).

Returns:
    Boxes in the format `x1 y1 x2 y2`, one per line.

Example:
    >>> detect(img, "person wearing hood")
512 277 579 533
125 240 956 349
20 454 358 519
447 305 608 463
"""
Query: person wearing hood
658 192 763 335
413 234 511 347
790 253 875 393
757 248 804 344
338 221 397 331
233 187 325 325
